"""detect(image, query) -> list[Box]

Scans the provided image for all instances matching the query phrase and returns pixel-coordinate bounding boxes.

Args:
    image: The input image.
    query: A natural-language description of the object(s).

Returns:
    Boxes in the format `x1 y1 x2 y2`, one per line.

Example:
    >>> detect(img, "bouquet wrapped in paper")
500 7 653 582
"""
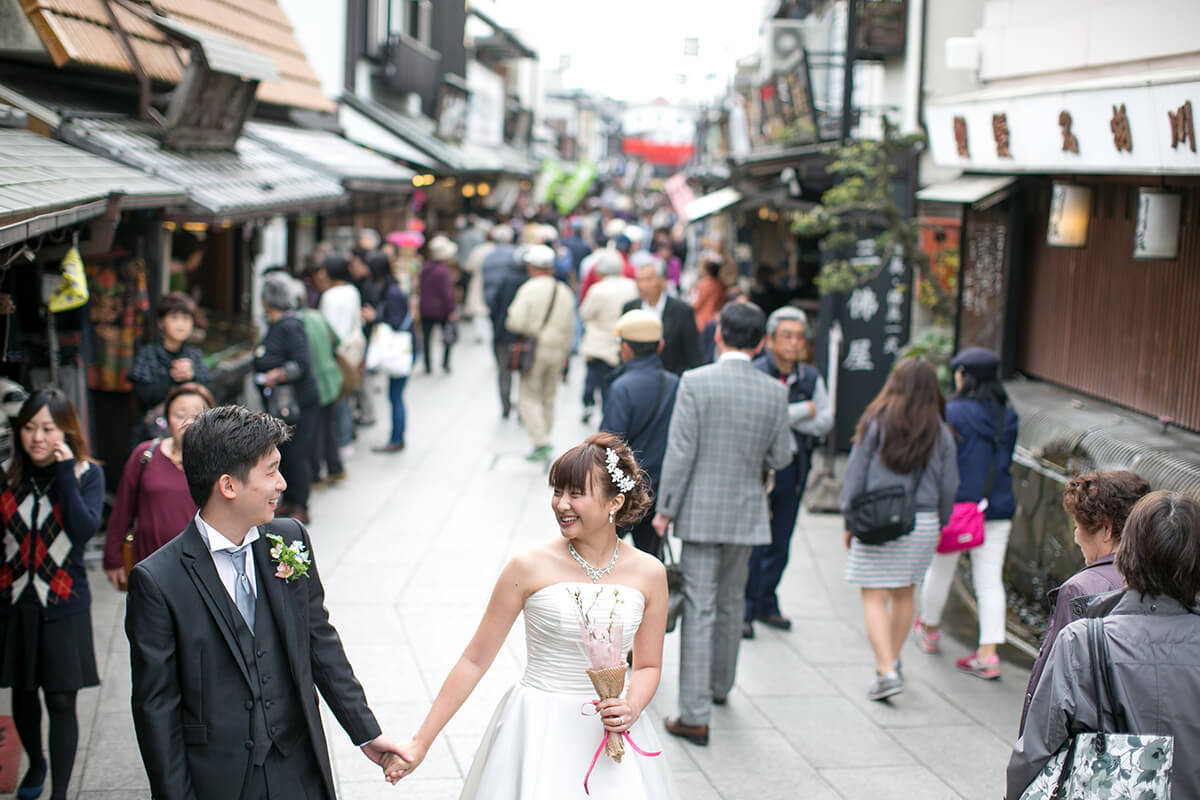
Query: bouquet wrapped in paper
581 618 627 763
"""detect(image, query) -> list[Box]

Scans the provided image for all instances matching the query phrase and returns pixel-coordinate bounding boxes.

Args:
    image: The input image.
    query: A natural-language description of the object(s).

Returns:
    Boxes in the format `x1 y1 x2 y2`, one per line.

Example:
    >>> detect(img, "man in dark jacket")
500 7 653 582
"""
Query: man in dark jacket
600 310 679 556
743 307 833 639
480 225 517 310
622 254 702 375
488 257 529 419
126 406 405 800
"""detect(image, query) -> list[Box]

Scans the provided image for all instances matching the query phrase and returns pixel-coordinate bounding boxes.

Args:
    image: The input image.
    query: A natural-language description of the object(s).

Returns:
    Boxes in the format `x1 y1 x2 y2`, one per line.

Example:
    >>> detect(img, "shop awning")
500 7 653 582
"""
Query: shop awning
916 175 1017 209
243 122 415 192
0 129 185 229
59 116 345 221
340 93 536 177
685 187 743 223
338 103 437 171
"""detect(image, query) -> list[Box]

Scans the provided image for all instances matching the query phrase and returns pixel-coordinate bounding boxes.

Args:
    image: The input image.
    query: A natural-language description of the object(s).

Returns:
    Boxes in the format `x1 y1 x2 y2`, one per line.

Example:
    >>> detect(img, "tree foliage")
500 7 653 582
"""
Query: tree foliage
791 119 931 298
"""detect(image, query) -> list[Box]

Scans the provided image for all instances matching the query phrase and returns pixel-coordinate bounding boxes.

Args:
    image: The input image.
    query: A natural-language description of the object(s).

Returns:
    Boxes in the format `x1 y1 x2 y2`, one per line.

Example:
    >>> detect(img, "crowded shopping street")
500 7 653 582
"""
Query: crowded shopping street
9 337 1026 800
3 0 1200 799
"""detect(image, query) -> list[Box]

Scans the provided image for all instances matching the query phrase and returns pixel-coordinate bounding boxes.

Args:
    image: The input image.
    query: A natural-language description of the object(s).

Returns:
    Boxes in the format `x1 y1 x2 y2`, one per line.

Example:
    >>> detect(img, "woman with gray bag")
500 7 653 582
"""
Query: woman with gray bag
840 357 958 701
1007 490 1199 799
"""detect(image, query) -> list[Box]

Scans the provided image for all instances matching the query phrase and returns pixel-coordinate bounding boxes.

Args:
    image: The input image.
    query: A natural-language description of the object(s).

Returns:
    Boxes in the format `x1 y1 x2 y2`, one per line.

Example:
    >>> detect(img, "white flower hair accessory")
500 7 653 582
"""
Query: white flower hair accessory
604 447 636 494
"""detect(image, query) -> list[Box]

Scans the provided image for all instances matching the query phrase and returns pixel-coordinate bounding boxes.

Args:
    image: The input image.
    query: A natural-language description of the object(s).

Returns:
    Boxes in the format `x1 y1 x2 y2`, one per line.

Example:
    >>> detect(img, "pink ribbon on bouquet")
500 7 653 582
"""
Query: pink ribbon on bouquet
580 701 662 795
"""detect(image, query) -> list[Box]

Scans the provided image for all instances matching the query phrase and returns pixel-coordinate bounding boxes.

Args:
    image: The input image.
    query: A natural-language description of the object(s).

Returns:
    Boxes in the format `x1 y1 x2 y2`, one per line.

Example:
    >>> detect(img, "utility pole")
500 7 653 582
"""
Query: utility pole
839 0 858 144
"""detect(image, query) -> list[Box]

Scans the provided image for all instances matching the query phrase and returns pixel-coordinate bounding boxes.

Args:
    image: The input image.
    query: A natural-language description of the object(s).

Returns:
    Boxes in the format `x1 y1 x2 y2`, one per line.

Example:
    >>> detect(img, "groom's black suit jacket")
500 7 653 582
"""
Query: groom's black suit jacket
126 518 380 800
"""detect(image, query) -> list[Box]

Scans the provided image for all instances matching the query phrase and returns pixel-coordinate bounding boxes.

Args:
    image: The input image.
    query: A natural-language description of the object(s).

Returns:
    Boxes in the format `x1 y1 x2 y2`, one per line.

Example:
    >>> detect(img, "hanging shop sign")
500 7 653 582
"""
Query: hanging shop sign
1133 189 1182 260
927 76 1200 173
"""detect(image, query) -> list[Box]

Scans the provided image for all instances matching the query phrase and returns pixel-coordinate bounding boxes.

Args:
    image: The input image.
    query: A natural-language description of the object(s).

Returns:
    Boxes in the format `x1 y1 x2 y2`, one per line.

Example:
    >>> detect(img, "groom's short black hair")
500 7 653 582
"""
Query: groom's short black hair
718 301 766 350
182 405 292 507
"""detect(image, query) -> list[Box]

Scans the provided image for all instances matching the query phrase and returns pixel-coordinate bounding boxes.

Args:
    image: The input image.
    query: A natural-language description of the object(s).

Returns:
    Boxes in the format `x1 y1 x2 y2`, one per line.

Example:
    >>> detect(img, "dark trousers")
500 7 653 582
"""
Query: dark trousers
310 403 343 480
240 743 328 800
582 358 614 409
420 317 452 372
744 461 806 621
387 376 408 445
493 341 515 415
280 406 317 510
623 502 663 558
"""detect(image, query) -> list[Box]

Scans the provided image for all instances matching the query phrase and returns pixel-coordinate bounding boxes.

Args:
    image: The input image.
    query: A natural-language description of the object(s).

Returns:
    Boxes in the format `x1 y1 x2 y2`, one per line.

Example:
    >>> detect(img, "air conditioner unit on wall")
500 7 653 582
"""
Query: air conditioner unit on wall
761 19 808 80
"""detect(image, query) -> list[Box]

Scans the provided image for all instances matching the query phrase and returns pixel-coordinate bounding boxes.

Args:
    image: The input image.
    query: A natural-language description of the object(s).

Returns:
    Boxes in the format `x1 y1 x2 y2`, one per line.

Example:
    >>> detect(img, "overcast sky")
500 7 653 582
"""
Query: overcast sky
484 0 770 104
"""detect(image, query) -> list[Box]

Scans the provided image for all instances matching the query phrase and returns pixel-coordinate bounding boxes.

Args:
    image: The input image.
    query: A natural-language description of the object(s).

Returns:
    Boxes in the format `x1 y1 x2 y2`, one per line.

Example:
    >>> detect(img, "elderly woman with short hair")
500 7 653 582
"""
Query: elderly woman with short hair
577 250 638 422
254 273 319 523
1007 490 1200 798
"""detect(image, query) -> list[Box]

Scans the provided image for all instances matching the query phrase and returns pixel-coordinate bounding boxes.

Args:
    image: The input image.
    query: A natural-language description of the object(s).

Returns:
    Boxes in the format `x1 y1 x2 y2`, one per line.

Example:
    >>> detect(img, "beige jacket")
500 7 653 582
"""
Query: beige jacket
579 276 638 366
505 275 576 358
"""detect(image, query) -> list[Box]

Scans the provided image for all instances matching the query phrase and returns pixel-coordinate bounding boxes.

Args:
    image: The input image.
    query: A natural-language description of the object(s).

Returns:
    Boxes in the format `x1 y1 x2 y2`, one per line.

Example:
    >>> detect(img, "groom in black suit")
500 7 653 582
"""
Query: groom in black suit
126 405 403 799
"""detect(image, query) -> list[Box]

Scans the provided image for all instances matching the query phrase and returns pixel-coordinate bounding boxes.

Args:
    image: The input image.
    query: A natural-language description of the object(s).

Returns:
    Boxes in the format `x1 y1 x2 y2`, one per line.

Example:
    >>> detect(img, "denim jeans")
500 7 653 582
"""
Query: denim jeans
388 376 408 445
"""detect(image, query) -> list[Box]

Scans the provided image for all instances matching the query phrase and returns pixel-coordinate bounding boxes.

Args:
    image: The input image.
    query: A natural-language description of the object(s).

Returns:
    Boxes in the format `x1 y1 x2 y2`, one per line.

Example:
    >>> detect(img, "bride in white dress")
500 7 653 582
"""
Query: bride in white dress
388 433 675 799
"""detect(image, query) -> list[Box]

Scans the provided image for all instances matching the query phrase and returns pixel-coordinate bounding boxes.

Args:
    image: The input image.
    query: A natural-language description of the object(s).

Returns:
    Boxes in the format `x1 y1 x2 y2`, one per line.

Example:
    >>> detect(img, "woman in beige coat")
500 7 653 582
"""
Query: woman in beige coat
578 251 638 423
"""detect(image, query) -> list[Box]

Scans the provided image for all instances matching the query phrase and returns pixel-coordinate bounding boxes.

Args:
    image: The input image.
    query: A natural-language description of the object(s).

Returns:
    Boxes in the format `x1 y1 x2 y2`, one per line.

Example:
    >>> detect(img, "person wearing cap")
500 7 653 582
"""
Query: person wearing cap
577 251 638 423
600 310 679 556
915 347 1019 679
623 255 703 376
743 306 833 639
504 245 576 460
418 235 458 375
578 233 637 302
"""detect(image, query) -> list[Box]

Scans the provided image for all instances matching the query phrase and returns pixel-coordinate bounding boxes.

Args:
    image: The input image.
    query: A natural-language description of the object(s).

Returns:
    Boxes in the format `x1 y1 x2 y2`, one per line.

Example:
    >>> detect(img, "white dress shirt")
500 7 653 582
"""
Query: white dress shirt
641 292 668 320
195 512 259 602
718 351 751 363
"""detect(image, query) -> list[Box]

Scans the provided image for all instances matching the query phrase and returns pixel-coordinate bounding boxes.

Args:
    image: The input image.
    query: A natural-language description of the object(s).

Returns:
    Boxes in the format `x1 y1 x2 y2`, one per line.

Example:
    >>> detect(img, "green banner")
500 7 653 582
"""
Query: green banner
554 162 597 215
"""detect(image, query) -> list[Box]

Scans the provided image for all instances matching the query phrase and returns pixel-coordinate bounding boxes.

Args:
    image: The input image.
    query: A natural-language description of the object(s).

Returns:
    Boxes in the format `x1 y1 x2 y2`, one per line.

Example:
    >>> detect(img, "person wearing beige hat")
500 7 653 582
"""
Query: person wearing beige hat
505 245 576 460
577 251 638 423
418 235 458 374
599 310 679 556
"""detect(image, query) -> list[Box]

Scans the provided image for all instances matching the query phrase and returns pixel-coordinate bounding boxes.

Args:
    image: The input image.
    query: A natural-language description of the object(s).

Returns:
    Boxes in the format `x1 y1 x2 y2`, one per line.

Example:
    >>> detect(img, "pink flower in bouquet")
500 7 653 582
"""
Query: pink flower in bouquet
580 621 624 670
275 563 294 580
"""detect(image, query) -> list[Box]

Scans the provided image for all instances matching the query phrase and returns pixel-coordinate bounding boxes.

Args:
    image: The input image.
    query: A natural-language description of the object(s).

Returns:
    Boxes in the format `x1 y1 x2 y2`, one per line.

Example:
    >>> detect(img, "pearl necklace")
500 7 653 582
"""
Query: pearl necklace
568 541 619 583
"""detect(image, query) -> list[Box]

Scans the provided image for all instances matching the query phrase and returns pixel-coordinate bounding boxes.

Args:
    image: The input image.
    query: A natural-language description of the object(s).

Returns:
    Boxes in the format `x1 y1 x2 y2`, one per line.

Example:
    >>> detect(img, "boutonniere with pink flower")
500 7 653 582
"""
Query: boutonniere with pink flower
266 532 310 581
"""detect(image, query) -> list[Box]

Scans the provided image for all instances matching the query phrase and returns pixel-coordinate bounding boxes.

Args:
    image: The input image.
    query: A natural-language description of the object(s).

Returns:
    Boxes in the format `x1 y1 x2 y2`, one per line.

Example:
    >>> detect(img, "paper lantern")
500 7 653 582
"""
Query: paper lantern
1133 189 1181 260
1046 183 1092 247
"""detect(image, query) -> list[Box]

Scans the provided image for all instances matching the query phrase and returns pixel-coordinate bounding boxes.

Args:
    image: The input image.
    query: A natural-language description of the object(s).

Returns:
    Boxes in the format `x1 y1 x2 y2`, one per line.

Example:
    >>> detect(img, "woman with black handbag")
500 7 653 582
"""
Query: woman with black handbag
840 357 958 701
254 273 319 524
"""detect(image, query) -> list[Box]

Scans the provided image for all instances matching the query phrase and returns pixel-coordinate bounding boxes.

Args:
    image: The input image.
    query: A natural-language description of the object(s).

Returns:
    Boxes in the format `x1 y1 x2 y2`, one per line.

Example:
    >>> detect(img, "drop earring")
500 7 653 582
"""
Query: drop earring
608 510 615 524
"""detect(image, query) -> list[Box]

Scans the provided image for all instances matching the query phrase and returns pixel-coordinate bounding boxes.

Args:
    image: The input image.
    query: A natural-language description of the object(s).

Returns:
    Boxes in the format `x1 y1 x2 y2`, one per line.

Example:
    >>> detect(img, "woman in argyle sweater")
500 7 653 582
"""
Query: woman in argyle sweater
0 388 104 800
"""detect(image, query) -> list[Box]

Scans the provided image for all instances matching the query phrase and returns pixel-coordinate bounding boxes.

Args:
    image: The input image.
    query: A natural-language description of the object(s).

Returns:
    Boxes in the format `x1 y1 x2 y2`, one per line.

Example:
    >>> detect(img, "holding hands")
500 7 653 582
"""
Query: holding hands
361 735 410 785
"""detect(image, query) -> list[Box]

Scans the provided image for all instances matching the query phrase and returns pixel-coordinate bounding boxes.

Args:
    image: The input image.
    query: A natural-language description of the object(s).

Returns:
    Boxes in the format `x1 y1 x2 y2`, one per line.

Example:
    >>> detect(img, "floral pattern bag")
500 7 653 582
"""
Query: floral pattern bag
1019 618 1174 800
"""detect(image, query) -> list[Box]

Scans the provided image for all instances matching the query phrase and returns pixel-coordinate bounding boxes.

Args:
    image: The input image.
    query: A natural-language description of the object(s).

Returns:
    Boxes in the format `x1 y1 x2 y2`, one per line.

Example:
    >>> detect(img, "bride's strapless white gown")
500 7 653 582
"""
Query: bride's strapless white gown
459 581 676 799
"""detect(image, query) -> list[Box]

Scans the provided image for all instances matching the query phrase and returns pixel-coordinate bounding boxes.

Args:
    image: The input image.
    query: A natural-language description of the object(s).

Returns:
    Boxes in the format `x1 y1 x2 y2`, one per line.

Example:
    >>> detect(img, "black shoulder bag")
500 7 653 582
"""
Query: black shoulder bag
845 430 926 545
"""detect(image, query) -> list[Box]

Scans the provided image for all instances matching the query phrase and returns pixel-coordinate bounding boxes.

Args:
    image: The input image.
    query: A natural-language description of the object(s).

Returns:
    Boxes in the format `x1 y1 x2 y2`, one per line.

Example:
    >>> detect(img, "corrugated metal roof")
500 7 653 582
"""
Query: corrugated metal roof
60 117 344 219
0 128 184 223
338 103 437 171
243 122 414 190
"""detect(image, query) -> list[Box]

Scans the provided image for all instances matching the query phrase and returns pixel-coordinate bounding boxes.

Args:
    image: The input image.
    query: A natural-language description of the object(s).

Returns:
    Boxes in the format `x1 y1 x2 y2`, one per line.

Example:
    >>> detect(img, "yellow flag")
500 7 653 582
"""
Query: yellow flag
48 247 89 313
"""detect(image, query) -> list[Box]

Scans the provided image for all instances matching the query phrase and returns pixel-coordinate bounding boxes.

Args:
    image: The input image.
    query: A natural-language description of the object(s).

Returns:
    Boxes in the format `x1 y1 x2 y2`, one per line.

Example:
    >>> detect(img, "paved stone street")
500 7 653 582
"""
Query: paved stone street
3 328 1027 799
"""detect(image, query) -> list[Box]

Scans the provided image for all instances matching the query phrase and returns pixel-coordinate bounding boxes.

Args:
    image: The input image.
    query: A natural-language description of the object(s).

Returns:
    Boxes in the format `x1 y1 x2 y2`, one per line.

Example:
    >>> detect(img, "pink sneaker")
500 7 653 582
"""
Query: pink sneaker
913 617 940 654
956 652 1001 680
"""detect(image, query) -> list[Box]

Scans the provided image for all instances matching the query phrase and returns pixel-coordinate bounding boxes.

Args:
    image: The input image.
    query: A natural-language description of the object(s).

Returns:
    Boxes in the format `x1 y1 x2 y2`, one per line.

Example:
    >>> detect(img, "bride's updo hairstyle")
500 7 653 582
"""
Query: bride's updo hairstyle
548 432 653 527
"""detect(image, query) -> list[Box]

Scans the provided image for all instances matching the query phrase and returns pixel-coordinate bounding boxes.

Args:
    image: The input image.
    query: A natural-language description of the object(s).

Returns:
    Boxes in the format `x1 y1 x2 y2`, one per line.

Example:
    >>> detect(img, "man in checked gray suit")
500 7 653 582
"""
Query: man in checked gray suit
652 302 794 746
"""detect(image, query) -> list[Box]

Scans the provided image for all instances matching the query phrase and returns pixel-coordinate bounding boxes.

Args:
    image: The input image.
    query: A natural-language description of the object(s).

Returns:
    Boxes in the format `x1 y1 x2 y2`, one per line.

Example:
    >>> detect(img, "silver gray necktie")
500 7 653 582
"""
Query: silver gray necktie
230 545 256 635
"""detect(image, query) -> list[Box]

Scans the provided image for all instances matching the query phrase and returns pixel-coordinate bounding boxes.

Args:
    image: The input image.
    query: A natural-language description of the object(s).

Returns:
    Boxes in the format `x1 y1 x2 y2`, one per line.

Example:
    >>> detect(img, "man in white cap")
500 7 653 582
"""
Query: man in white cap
600 310 678 556
504 245 576 460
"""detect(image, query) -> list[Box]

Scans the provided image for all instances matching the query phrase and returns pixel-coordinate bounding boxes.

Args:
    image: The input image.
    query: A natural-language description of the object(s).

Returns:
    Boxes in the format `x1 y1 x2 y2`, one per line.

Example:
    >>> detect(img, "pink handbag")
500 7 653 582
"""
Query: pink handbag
936 500 986 553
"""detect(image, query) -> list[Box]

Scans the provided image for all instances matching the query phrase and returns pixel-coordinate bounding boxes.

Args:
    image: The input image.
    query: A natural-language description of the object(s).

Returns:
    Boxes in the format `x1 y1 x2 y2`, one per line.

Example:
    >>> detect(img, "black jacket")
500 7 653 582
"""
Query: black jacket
600 354 679 494
126 519 380 800
489 265 528 346
128 341 213 412
255 312 319 410
621 296 702 375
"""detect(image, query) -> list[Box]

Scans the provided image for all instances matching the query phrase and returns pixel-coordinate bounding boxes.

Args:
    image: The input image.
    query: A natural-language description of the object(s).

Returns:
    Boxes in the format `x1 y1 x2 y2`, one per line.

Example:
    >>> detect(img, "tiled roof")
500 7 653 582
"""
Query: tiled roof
243 122 415 191
19 0 333 112
0 128 184 224
60 116 345 219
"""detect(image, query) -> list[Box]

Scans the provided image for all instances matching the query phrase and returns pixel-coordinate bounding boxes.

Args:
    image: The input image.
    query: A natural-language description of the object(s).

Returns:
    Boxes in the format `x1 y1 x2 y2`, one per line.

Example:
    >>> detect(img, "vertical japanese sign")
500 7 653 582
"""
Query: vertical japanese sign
817 238 912 450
